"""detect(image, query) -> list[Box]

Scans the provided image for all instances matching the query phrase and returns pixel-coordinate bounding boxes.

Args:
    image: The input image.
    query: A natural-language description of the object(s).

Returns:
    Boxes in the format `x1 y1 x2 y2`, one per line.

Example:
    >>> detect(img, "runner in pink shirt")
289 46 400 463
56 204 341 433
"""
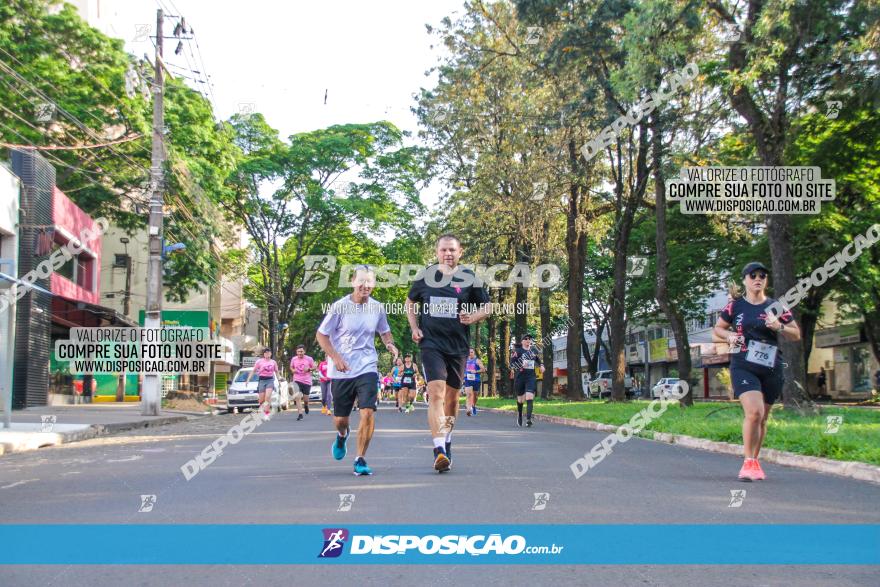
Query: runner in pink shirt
245 348 278 421
290 345 317 421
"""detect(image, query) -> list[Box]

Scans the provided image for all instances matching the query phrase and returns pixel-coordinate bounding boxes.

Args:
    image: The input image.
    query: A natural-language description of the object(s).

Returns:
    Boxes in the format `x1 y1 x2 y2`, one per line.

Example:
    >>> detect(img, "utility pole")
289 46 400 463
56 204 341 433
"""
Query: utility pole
120 237 132 317
142 7 165 416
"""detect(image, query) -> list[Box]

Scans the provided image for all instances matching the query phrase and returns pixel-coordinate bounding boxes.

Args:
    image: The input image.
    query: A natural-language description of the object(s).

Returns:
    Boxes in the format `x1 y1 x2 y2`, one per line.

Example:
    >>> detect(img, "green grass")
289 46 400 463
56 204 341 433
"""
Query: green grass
471 398 880 466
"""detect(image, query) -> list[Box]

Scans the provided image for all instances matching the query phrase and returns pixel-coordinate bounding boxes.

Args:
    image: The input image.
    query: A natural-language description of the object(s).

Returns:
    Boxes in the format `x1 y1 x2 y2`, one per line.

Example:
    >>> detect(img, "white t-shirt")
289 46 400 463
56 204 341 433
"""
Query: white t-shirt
318 295 391 379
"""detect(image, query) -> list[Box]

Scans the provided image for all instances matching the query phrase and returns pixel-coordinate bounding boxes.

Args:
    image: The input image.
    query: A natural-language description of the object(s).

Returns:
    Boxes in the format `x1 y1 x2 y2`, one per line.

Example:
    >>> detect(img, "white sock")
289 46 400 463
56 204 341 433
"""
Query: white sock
433 437 445 449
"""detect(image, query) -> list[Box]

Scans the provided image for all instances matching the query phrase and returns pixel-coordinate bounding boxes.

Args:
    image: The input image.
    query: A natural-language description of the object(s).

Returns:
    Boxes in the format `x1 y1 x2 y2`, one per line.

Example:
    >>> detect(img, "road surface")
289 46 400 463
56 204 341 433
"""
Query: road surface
1 403 877 586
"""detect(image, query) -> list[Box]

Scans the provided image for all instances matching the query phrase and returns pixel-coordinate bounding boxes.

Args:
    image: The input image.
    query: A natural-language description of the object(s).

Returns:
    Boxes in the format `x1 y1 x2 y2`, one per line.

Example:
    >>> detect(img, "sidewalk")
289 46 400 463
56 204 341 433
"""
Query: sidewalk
0 404 194 456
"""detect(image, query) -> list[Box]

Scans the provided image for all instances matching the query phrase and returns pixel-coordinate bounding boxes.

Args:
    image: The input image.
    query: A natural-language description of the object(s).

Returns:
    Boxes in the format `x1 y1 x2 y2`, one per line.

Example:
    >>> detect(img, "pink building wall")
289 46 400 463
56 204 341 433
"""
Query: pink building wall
50 187 101 305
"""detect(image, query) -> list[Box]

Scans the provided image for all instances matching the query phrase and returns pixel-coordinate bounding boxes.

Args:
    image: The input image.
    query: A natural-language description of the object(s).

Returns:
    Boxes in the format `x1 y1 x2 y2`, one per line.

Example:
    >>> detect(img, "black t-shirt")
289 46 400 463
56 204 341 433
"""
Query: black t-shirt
720 297 793 369
511 347 542 378
408 264 490 356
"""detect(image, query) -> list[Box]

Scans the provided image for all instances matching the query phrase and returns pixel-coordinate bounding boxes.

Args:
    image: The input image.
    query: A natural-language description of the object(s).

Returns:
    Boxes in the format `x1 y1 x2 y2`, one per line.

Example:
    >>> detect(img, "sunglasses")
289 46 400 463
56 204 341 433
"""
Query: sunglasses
748 271 768 280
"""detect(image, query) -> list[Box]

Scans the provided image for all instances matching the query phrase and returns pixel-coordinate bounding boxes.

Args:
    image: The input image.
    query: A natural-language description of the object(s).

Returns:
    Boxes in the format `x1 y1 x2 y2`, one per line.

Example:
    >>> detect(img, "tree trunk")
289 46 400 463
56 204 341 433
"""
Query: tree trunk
721 12 811 410
565 180 586 400
487 300 498 397
799 289 825 369
514 242 530 340
500 316 511 398
651 111 693 405
609 127 648 401
539 279 552 399
863 308 880 366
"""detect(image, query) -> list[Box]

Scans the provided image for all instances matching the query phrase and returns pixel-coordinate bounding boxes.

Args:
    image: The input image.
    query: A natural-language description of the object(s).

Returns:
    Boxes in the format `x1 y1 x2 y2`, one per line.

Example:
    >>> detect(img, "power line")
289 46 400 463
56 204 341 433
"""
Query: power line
0 119 147 208
0 55 220 255
0 51 152 178
0 134 145 151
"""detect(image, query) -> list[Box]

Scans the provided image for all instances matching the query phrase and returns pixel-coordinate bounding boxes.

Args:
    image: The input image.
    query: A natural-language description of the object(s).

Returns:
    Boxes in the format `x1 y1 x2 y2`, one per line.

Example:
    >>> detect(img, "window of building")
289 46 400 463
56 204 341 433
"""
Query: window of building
50 240 95 292
114 254 129 268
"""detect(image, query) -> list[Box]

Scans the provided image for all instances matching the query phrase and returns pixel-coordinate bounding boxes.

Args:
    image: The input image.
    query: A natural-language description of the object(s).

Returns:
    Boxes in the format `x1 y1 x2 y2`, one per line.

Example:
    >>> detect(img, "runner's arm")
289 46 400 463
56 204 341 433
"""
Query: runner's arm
459 304 491 325
316 332 344 368
379 330 398 360
404 297 420 332
713 317 740 345
766 315 801 342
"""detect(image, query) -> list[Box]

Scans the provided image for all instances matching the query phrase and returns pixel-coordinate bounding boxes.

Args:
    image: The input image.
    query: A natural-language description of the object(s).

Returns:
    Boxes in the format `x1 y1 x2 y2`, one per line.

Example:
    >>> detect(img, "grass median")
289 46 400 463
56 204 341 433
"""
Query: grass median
470 397 880 466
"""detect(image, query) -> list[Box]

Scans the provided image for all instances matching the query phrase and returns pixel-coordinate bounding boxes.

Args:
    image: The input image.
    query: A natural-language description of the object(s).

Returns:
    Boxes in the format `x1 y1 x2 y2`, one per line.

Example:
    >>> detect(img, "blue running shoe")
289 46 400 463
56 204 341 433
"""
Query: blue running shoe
332 430 349 461
472 406 477 416
353 457 373 476
445 441 452 462
433 447 450 473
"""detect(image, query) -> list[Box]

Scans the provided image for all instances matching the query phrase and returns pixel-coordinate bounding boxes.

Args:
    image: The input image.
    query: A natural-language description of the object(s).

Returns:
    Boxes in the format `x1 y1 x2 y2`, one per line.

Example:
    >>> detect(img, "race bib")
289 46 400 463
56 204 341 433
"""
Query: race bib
522 359 535 369
402 377 412 385
429 296 458 319
466 373 475 381
746 340 777 367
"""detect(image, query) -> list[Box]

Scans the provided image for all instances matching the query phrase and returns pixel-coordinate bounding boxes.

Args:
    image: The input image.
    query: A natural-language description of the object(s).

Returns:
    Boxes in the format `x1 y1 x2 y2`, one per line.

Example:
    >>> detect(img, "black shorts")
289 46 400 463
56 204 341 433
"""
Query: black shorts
332 372 379 417
295 381 310 395
421 348 466 389
514 375 537 395
731 363 784 405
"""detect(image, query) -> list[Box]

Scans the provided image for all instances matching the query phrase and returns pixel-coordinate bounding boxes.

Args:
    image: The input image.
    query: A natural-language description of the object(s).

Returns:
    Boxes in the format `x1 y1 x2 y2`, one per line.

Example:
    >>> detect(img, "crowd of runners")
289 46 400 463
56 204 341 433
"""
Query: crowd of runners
241 233 801 482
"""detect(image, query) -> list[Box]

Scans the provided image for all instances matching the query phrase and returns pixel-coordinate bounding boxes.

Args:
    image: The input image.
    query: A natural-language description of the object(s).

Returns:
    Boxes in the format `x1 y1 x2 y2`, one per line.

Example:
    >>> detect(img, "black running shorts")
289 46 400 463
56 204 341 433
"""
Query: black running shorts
332 372 378 417
421 348 466 389
514 375 537 396
731 364 784 405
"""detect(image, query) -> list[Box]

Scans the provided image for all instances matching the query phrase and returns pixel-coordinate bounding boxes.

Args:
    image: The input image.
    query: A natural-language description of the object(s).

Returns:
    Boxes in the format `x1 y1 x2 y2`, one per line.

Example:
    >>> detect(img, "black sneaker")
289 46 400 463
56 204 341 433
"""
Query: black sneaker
526 419 533 427
304 404 309 414
297 414 303 421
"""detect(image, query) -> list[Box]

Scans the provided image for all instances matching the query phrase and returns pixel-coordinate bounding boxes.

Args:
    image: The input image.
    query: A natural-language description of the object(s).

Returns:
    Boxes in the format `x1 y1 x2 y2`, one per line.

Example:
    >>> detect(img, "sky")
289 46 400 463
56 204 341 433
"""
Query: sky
90 0 466 210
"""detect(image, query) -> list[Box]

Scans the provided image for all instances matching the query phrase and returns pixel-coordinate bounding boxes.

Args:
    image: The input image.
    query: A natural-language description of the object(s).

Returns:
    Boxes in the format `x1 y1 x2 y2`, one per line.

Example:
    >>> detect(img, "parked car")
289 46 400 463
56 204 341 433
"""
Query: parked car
309 383 322 402
586 370 634 399
227 368 289 413
651 377 681 399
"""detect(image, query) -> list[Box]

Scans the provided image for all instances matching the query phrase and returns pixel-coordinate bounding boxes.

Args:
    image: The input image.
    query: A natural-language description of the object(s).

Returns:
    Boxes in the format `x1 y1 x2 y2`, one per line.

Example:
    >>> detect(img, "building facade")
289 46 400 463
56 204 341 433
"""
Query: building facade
0 164 21 418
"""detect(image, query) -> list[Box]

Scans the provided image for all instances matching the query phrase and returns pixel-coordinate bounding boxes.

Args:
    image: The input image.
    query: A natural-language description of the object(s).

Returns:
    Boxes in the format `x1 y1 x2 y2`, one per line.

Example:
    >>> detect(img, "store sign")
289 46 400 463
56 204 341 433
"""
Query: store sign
816 324 862 348
649 338 668 363
701 353 729 366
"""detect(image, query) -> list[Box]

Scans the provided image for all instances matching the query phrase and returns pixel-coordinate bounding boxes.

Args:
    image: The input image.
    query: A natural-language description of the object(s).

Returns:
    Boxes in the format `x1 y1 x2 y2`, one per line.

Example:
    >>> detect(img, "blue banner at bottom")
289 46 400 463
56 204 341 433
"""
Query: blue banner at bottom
0 525 877 564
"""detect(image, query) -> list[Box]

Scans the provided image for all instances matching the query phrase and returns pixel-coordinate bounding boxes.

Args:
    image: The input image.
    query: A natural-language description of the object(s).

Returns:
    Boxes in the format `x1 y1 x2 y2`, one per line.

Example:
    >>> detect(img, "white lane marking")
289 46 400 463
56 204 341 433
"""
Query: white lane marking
1 479 38 489
106 455 143 463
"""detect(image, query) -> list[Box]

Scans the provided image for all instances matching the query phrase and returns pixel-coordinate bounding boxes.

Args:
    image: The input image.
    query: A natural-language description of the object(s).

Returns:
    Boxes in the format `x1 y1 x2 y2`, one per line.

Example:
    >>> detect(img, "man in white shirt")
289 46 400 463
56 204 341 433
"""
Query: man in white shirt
317 265 398 476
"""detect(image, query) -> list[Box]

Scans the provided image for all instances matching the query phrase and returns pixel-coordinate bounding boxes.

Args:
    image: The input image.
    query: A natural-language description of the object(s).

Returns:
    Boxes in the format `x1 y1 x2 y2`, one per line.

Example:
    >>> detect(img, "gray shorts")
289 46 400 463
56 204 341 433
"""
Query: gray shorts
257 378 275 393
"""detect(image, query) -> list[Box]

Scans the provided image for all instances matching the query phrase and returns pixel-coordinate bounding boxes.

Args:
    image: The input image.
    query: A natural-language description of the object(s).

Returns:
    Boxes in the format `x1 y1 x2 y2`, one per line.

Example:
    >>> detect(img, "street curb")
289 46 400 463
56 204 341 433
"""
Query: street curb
0 415 190 456
479 407 880 485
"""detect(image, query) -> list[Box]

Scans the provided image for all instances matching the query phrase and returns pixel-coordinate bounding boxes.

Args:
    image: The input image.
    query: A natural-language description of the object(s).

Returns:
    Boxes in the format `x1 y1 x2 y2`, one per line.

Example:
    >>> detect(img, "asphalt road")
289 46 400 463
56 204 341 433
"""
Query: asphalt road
1 402 878 586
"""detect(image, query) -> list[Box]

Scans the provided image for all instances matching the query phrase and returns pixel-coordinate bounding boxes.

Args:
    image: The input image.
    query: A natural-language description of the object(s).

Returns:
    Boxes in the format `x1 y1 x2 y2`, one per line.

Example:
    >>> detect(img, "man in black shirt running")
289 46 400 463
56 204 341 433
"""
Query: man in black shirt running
405 234 491 472
511 334 543 427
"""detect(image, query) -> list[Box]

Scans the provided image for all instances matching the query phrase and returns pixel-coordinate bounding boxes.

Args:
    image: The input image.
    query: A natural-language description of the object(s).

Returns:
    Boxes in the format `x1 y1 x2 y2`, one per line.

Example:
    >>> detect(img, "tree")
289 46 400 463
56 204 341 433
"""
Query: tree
0 0 239 301
707 0 878 407
224 116 425 355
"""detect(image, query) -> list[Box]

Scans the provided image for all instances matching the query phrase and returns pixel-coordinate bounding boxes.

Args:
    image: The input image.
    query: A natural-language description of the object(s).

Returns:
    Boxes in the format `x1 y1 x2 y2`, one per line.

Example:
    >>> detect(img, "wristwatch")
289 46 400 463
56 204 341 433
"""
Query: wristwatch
776 323 785 333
